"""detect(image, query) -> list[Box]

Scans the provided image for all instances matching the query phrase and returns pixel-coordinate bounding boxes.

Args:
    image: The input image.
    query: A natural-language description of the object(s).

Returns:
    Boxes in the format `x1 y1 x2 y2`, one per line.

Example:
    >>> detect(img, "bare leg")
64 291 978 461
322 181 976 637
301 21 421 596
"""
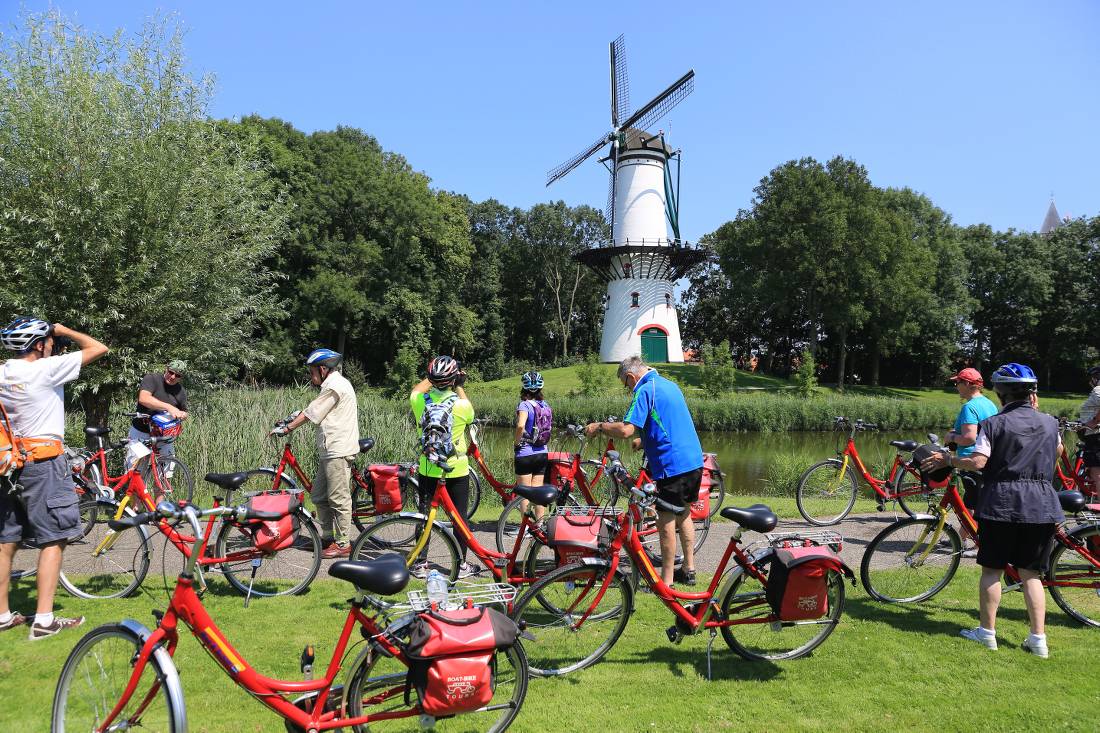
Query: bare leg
978 566 1002 631
656 512 677 585
516 474 545 521
1088 467 1100 496
676 512 695 573
1018 568 1046 636
0 542 16 615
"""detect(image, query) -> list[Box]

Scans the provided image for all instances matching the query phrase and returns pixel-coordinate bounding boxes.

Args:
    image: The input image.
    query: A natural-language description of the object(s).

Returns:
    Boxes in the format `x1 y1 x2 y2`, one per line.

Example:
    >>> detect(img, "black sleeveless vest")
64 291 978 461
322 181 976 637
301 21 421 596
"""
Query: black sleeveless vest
976 401 1064 524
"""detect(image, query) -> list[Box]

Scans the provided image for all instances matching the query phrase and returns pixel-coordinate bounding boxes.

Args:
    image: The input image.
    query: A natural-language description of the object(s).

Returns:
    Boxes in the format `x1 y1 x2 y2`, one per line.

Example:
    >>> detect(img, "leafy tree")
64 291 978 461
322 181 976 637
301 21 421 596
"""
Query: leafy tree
699 341 737 393
0 11 288 421
575 353 612 396
793 349 818 395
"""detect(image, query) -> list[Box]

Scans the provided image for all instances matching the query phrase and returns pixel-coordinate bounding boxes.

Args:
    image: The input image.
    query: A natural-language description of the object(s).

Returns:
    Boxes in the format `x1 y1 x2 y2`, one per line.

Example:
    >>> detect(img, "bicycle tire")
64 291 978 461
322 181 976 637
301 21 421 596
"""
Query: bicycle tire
350 475 376 533
795 459 859 526
140 455 194 504
350 515 461 590
509 561 633 677
891 468 942 518
59 505 151 599
495 493 570 555
719 560 845 660
707 463 726 519
860 517 961 603
466 471 483 518
344 636 528 733
636 506 711 566
52 623 185 733
1046 523 1100 628
237 467 299 495
214 511 321 597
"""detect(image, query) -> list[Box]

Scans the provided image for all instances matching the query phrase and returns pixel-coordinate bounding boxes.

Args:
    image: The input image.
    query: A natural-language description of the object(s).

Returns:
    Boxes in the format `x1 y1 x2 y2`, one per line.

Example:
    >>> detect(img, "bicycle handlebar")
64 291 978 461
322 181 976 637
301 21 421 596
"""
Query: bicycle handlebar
107 501 281 533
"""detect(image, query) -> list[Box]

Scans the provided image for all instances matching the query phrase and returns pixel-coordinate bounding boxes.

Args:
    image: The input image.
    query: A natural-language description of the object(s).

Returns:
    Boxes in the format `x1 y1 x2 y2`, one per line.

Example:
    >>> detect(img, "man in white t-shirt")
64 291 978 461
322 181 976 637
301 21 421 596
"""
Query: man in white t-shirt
0 317 108 640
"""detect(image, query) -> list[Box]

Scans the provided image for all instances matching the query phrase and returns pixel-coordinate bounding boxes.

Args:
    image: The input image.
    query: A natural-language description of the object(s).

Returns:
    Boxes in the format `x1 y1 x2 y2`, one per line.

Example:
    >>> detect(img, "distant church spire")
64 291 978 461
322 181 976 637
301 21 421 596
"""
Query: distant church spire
1040 197 1061 235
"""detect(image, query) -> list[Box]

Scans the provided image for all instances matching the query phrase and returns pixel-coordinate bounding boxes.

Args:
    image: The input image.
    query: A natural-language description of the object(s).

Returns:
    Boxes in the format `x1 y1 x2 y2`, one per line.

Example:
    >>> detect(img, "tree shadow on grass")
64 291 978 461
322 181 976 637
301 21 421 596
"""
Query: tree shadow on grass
615 644 783 682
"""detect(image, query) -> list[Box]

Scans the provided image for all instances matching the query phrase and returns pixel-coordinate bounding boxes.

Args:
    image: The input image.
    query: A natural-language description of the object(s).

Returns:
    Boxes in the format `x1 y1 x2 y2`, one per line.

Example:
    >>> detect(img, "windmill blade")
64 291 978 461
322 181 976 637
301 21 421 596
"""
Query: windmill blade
619 69 694 140
604 167 616 240
609 34 631 127
546 132 611 187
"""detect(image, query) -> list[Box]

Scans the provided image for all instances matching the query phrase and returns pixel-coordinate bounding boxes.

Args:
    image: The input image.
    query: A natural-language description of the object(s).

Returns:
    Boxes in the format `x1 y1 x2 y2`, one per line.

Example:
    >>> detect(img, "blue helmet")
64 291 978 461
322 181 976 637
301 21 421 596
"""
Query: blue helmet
1 316 51 352
305 348 342 369
521 371 544 390
991 363 1038 391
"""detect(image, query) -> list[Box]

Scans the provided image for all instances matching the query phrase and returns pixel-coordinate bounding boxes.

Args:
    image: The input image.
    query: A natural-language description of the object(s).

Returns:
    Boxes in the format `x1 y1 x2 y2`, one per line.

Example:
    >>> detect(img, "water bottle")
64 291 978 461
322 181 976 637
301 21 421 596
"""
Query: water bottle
426 569 449 609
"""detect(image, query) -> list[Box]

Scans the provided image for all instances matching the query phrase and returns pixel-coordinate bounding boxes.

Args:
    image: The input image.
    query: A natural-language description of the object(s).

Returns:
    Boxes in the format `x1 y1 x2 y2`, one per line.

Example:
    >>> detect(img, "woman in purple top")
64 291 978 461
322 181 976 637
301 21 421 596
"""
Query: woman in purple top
514 371 552 518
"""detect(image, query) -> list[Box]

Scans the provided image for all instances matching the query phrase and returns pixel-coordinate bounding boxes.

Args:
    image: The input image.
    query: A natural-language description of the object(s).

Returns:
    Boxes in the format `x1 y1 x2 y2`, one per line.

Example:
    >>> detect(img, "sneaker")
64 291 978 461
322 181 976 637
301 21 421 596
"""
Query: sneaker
457 562 478 579
29 616 85 641
0 612 27 632
959 627 997 650
961 540 978 559
1022 635 1049 659
411 562 430 579
673 568 697 586
320 543 351 560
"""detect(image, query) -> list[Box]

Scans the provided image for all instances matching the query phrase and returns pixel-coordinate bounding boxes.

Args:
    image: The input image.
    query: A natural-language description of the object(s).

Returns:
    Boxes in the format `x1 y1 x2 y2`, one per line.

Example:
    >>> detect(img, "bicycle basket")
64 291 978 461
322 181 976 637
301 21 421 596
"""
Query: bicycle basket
149 412 183 439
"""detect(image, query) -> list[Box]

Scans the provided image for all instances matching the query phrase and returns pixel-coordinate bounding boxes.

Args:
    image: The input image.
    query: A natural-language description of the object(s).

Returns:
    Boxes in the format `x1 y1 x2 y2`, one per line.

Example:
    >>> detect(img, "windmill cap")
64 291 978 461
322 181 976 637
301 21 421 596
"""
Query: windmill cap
949 368 983 386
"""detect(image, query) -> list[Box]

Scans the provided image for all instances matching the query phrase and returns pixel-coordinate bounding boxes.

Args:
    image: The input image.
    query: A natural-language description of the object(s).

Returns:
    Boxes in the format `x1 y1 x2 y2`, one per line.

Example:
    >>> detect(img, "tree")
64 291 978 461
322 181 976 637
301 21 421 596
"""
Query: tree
0 11 288 421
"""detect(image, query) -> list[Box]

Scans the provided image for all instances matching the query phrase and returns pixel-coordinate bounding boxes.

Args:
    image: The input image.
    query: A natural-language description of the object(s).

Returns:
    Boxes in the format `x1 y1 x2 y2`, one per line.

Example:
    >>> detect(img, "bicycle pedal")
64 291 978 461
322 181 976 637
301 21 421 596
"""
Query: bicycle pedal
875 504 885 512
492 557 510 569
665 626 683 644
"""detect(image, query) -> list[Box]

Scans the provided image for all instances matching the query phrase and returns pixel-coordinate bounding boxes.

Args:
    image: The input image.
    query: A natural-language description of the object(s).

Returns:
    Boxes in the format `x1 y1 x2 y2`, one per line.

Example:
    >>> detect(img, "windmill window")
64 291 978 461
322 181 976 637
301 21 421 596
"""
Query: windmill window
665 293 672 308
631 292 640 308
622 261 633 277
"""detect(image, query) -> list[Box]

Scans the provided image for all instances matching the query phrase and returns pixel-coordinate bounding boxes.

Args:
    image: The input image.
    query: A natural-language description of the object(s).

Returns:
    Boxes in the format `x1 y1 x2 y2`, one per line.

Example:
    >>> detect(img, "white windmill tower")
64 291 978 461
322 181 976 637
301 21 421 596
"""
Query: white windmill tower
547 34 705 363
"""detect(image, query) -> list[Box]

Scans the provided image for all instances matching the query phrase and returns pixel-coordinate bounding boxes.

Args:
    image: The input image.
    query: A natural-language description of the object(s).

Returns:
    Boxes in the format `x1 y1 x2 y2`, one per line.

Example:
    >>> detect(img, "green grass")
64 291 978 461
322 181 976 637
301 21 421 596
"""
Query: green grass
4 568 1096 732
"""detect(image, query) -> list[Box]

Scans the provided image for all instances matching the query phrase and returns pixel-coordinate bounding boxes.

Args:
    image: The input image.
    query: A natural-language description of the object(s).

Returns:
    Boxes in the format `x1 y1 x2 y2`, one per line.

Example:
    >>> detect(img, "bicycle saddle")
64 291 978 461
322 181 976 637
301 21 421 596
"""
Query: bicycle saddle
513 484 559 507
889 440 919 452
328 554 410 596
720 504 778 533
1058 490 1087 514
358 438 375 454
203 472 252 490
84 425 111 437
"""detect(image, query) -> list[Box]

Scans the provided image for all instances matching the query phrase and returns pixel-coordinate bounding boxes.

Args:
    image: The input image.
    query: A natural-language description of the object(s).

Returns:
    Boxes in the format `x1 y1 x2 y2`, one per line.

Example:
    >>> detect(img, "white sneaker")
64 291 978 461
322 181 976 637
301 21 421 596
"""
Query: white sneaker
410 562 430 579
1022 635 1049 659
960 627 997 650
457 562 478 579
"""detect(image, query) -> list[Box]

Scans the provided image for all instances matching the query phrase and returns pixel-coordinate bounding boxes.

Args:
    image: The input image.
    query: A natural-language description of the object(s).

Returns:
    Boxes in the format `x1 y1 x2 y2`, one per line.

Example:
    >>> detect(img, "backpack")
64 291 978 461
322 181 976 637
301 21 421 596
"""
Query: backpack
419 393 459 465
522 400 553 448
765 545 852 621
404 606 522 717
244 492 302 553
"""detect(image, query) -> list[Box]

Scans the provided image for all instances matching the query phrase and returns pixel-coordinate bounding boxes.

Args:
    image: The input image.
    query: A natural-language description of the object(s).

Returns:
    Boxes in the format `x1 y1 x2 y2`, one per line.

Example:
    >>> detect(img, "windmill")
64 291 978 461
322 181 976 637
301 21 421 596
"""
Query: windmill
547 34 706 363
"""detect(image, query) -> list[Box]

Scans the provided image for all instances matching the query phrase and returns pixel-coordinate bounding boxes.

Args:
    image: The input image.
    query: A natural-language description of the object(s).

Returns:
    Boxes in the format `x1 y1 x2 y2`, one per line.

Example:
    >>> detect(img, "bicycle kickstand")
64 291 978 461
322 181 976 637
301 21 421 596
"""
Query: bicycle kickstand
244 557 261 608
706 629 717 681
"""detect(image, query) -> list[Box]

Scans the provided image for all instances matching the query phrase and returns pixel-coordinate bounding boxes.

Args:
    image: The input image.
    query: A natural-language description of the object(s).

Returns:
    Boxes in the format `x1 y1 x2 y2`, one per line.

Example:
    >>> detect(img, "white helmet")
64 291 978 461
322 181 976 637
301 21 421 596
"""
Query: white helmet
1 317 51 352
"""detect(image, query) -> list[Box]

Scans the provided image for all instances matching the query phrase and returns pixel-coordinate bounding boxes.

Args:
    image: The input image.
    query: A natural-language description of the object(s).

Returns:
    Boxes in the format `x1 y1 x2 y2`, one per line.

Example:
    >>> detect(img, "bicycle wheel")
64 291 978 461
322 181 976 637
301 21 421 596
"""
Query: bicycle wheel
636 508 710 565
719 561 845 661
350 515 461 592
350 477 375 533
509 561 633 676
495 496 555 555
141 455 194 504
214 512 322 597
60 506 151 599
795 459 858 526
892 469 942 518
466 471 483 518
707 463 726 519
1046 523 1100 627
860 517 961 603
344 639 528 733
236 467 299 495
52 622 184 733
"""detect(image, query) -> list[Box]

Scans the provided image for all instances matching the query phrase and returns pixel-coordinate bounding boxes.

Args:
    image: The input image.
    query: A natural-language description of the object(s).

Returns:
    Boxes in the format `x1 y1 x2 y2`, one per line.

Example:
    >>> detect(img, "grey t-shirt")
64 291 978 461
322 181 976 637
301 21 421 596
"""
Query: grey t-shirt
132 373 188 431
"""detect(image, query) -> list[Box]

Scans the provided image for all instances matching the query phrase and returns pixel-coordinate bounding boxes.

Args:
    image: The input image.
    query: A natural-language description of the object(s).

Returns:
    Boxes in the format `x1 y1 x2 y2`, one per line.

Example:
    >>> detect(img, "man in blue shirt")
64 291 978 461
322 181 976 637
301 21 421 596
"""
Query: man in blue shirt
585 356 703 586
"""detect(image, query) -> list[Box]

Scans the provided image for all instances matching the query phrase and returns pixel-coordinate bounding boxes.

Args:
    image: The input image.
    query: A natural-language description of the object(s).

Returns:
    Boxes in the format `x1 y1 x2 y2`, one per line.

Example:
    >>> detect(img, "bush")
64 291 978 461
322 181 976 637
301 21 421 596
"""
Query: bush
575 353 613 397
699 341 737 394
793 349 818 396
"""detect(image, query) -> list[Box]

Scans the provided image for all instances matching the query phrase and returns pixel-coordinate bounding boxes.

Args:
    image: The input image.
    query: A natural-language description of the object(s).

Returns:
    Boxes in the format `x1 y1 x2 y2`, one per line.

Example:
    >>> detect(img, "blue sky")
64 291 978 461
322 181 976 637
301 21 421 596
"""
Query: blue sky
10 1 1100 241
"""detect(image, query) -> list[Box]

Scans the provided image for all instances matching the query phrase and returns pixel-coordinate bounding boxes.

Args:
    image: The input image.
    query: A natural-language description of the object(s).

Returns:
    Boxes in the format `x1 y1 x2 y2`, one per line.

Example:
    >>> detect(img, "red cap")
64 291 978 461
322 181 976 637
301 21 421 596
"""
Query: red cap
949 367 983 386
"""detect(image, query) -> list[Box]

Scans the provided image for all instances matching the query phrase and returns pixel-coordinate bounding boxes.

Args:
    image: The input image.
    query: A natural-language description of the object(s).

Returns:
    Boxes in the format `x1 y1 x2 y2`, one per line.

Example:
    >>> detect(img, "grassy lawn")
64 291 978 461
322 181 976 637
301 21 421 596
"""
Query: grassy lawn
4 566 1096 732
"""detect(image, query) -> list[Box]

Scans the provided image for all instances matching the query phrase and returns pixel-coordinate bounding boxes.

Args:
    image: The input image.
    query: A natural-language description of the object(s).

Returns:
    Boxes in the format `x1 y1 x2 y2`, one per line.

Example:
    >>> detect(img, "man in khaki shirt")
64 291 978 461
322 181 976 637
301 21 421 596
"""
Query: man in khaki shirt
272 349 359 558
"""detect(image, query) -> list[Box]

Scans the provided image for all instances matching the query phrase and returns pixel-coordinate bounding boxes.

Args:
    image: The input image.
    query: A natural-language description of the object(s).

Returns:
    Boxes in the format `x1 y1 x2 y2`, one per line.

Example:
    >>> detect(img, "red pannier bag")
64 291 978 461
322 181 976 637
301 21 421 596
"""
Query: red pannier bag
690 454 722 520
545 513 602 568
404 607 521 717
545 451 576 488
369 464 404 514
245 492 301 553
765 545 852 621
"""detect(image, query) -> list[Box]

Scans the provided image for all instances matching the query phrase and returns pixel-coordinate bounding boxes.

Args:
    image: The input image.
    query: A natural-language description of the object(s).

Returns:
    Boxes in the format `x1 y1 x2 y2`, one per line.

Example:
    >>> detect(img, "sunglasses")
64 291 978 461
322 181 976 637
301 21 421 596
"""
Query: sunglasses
165 370 182 379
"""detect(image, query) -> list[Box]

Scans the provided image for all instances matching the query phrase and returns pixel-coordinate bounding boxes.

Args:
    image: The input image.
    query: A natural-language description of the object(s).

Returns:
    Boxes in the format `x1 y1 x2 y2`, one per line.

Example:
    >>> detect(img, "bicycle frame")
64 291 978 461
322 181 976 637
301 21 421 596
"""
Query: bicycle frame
830 428 923 502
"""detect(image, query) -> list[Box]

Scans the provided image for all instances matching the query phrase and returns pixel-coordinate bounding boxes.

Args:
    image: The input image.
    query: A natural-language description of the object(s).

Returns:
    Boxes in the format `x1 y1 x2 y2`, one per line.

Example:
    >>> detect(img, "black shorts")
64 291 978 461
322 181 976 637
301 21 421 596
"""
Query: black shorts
514 452 548 477
1081 435 1100 468
975 520 1057 571
655 467 703 513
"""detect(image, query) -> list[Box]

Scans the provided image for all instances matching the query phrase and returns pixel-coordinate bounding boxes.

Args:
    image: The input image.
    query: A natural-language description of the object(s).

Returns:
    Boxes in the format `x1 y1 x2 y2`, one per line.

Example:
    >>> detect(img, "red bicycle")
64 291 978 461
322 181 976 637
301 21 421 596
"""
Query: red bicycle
510 450 853 677
61 459 322 600
860 477 1100 626
51 503 529 732
1056 420 1097 497
76 412 194 504
796 416 936 525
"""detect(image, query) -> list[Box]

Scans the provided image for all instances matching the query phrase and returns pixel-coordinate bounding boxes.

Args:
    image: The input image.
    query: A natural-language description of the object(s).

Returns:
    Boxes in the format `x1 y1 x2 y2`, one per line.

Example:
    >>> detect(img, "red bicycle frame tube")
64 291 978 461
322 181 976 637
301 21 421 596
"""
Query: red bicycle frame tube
467 440 515 498
97 576 414 732
273 443 314 491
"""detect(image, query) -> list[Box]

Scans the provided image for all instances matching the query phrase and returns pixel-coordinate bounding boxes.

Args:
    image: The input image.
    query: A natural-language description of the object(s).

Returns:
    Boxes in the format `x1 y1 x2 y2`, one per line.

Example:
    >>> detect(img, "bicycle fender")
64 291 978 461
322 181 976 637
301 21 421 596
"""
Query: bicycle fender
118 619 188 731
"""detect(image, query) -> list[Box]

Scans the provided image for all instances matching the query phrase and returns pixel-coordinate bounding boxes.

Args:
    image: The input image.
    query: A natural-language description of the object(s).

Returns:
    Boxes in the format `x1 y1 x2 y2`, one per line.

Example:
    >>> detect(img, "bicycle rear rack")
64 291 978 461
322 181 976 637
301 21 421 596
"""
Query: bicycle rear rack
398 581 517 612
764 530 844 552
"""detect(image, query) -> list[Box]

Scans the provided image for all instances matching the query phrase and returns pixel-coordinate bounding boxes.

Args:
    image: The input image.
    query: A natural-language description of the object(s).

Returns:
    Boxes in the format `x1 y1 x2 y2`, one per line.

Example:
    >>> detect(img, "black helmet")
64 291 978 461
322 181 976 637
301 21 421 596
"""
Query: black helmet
428 355 460 387
1087 366 1100 379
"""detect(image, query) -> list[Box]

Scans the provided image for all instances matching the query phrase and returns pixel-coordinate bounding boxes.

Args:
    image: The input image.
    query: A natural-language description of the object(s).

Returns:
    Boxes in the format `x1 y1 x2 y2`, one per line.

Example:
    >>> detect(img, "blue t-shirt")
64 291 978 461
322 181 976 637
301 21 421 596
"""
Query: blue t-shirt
953 394 998 457
623 370 703 480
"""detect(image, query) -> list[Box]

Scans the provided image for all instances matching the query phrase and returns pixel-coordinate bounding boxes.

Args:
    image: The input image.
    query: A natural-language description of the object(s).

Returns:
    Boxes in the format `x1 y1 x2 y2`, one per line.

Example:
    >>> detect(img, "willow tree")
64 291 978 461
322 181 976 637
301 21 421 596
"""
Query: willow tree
0 11 289 422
